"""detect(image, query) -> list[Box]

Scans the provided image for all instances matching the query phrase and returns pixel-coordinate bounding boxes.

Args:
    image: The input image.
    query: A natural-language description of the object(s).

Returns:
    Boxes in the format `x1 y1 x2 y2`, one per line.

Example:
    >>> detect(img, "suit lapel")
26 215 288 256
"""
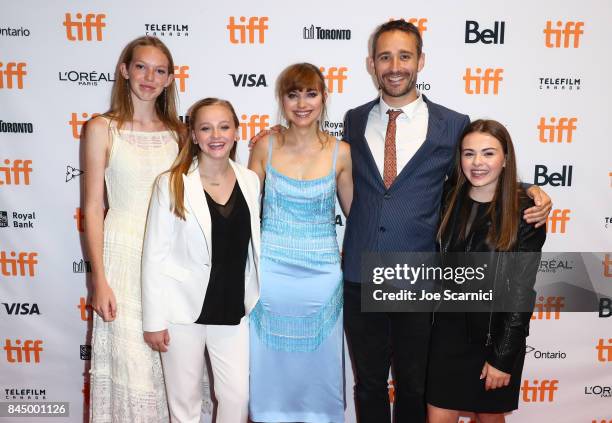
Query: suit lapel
183 165 212 256
354 98 385 188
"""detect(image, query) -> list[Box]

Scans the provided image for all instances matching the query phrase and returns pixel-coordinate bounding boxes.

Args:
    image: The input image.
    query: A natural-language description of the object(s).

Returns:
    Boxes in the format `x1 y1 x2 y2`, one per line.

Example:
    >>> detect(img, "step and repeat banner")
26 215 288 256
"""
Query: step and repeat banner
1 1 611 422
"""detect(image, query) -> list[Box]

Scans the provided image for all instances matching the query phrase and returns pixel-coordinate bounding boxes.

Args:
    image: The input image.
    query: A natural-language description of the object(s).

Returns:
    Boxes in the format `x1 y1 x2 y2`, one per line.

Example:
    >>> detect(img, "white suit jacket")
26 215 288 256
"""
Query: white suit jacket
141 159 261 332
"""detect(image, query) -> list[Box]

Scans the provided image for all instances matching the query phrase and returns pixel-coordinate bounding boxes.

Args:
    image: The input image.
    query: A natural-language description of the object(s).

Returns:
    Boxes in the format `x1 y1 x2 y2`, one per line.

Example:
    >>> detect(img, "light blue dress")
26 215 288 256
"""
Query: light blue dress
250 136 344 422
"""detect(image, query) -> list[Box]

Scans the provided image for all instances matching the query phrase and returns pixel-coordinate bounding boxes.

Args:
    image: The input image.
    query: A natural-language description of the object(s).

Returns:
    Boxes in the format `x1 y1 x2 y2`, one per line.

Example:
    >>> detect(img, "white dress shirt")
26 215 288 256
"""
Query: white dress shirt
364 93 429 179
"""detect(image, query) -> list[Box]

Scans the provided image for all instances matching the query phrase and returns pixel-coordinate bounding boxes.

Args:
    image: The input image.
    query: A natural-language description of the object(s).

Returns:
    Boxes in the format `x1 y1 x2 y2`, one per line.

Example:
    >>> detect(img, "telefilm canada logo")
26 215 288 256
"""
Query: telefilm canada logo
4 388 47 400
58 70 115 86
303 25 351 40
145 23 189 37
539 76 581 91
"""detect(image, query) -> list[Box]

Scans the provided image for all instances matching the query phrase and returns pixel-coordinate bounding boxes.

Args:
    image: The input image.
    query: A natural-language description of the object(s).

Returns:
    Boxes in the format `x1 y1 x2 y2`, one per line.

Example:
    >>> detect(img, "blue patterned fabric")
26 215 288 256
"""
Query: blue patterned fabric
249 136 345 422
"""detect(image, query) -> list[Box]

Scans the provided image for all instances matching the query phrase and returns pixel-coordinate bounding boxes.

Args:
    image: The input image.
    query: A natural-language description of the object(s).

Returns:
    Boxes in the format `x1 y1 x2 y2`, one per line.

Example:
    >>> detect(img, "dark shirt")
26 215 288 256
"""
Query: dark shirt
195 181 251 325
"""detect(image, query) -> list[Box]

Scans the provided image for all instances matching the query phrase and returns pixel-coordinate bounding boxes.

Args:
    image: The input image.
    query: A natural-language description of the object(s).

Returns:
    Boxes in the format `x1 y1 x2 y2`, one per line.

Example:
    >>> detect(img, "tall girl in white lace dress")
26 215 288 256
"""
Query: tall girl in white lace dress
83 36 182 422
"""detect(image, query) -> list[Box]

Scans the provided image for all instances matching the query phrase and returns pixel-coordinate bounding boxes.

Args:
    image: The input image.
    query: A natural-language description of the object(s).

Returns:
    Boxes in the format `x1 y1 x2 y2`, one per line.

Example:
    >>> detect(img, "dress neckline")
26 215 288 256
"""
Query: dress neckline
267 163 334 183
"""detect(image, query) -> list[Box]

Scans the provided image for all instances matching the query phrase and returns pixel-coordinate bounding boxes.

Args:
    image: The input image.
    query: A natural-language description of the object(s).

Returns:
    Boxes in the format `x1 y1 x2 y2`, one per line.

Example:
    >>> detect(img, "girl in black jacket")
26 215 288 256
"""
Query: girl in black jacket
427 119 546 423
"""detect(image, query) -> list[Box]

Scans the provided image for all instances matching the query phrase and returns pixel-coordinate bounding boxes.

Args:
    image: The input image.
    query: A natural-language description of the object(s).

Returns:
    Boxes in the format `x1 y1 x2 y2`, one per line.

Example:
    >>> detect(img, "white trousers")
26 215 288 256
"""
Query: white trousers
161 317 249 423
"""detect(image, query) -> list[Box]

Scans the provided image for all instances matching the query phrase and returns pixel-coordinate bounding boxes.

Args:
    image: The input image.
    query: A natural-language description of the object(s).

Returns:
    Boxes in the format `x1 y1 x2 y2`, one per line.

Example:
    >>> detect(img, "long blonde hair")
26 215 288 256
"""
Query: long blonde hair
167 98 240 220
106 36 184 138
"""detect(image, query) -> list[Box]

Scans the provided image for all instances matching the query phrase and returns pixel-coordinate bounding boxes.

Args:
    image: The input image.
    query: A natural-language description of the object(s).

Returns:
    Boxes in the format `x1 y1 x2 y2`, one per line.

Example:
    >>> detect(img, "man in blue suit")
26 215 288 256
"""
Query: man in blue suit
342 20 551 423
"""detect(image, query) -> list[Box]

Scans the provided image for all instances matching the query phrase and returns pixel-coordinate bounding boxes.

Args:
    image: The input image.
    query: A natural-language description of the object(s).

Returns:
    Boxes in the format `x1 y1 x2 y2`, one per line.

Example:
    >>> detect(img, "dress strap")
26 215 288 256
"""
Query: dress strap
332 139 340 173
266 134 275 165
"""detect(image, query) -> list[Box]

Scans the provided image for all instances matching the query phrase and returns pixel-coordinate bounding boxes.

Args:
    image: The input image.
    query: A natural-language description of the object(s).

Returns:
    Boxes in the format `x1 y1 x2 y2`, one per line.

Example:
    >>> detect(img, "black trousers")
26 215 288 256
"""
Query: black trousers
344 280 432 423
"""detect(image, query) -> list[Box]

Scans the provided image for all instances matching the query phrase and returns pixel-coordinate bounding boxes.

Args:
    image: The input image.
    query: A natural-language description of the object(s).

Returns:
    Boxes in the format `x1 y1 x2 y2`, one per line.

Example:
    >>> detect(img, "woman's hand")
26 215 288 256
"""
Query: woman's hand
480 361 511 391
91 276 117 322
144 329 170 352
248 125 285 149
524 185 552 228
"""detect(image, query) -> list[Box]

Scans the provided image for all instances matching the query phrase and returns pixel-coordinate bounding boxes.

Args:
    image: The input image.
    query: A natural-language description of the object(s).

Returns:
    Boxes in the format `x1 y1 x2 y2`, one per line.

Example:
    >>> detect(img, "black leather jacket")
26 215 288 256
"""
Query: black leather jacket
438 189 546 373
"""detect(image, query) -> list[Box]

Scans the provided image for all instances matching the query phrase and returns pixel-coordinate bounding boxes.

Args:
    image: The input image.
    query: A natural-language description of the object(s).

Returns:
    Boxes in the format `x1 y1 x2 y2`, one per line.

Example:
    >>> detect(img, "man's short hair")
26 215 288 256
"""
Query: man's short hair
370 20 423 58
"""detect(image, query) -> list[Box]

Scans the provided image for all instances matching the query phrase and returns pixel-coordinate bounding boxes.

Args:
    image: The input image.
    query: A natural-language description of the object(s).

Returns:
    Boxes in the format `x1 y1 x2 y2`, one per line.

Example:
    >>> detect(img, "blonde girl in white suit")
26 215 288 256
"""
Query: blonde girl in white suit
141 98 260 423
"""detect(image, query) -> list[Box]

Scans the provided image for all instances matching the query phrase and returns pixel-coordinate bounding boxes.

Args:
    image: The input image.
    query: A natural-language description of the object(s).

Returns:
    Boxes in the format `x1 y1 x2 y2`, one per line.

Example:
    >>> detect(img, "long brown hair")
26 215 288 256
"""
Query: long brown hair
106 36 183 138
438 119 521 251
167 98 240 219
275 62 329 146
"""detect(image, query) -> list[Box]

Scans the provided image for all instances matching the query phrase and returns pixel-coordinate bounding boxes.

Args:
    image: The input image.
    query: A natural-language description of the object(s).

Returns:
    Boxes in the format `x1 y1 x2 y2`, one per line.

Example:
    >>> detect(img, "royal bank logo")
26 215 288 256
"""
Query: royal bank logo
0 119 34 134
4 388 47 400
323 121 343 138
600 297 611 318
145 23 189 37
303 25 351 40
0 26 31 37
66 165 84 182
539 77 581 91
58 70 115 87
0 211 36 229
80 344 91 360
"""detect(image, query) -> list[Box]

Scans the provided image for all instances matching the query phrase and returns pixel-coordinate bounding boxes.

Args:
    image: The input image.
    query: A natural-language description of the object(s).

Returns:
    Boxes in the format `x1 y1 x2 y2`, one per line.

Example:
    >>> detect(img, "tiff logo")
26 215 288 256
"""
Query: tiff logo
174 65 189 93
3 339 43 363
78 297 93 322
546 209 571 233
0 251 38 276
63 13 106 41
74 207 85 233
0 62 27 89
603 254 612 277
532 296 564 320
463 68 503 95
69 112 99 139
596 338 612 362
521 379 559 402
538 117 577 143
319 67 348 93
544 21 584 48
0 159 33 185
227 17 269 44
390 18 428 35
240 114 270 141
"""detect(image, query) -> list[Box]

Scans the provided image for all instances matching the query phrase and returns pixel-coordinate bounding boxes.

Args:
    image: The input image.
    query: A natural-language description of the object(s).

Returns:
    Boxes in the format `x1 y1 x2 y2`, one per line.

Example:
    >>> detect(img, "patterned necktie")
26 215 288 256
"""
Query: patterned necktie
383 109 402 189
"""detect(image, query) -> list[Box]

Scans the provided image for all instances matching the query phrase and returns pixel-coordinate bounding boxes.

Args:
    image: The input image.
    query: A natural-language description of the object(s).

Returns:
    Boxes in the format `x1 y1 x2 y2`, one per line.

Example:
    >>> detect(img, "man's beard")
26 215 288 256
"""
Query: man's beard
378 71 416 98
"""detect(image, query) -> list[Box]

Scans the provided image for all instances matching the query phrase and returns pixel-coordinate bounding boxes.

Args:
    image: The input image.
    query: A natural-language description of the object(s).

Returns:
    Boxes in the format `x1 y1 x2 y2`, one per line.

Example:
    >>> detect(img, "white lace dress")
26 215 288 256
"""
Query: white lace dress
89 121 177 422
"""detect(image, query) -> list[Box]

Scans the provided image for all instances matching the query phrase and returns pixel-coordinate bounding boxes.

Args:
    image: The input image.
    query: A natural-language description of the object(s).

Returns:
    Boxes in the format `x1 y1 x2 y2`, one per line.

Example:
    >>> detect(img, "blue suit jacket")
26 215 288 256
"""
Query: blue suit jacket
342 95 470 282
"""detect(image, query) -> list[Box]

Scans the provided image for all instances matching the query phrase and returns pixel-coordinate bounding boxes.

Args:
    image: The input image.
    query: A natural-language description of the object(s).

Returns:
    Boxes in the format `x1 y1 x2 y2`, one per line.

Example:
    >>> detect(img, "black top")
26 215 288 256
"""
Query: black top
195 181 251 325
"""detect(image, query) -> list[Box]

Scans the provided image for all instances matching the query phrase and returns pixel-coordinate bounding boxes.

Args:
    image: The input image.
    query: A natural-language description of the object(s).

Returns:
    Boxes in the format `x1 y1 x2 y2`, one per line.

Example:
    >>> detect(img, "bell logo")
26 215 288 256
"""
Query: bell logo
0 251 38 277
63 13 106 41
546 209 570 233
463 68 503 95
596 338 612 362
240 114 270 141
603 254 612 277
319 67 348 93
78 297 93 322
538 117 577 143
173 65 189 93
69 113 99 139
227 17 269 44
521 379 559 402
544 21 584 48
0 159 33 185
465 20 505 44
74 207 85 233
0 62 27 89
533 165 573 187
532 296 564 320
3 339 43 363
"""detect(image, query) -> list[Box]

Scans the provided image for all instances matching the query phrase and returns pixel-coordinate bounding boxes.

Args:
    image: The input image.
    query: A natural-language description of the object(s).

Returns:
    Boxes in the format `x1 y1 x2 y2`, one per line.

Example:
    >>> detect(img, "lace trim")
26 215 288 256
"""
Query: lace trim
250 281 343 352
